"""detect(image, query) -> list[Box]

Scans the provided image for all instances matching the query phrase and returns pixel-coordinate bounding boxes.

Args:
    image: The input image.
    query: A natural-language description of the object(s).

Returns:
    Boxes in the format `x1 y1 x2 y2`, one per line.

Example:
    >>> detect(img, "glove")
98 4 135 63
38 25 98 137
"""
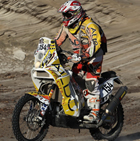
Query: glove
71 54 81 63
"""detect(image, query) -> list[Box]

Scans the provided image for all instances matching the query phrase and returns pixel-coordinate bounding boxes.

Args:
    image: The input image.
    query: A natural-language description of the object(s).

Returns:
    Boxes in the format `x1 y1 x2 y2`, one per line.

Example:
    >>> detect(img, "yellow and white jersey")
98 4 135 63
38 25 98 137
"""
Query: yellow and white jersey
55 16 107 60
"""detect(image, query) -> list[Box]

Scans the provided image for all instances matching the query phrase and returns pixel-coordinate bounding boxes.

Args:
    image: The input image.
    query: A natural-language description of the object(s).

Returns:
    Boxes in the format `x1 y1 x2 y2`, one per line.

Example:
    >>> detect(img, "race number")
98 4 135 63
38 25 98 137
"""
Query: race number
102 82 113 93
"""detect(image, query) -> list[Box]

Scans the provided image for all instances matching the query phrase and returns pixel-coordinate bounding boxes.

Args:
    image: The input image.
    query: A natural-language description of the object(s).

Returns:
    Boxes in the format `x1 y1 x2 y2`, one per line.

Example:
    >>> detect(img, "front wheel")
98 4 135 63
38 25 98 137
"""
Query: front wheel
12 94 49 141
90 103 124 141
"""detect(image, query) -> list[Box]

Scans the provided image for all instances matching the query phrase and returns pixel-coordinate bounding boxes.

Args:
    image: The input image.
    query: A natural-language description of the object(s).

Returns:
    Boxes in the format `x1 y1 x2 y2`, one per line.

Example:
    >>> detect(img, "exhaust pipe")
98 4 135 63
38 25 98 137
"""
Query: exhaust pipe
97 86 128 127
105 86 128 114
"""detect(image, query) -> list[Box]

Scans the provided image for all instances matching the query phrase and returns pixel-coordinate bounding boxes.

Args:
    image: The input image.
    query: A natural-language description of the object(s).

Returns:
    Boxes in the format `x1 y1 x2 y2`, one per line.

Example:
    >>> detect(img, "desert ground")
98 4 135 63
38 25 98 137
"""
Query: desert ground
0 0 140 141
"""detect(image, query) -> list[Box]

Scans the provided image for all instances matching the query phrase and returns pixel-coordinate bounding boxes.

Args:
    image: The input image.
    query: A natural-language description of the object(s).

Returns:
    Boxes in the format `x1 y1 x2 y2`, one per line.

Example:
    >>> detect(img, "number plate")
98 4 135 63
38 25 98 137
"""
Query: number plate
100 79 114 103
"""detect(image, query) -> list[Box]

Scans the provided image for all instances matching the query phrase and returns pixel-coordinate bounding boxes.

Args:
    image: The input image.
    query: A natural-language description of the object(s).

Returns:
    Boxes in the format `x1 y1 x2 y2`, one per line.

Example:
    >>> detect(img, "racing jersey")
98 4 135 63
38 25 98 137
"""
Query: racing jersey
55 17 107 60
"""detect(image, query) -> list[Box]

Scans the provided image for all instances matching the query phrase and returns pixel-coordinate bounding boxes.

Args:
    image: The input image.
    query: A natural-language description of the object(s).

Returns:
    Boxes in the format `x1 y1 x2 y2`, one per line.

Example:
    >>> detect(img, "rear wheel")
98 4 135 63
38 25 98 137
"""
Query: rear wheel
12 94 49 141
90 103 124 141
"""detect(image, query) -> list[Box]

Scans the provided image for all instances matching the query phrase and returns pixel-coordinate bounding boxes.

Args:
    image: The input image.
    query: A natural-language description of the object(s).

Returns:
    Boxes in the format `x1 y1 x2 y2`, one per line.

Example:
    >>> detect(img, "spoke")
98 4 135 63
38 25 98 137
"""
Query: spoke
99 102 119 135
18 98 44 140
20 101 32 117
20 121 27 132
26 129 32 139
30 130 34 139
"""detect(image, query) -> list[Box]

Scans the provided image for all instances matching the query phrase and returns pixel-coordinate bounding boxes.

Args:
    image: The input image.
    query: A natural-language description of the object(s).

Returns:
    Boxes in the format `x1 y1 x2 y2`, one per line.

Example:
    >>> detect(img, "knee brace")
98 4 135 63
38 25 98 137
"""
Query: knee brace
85 80 95 93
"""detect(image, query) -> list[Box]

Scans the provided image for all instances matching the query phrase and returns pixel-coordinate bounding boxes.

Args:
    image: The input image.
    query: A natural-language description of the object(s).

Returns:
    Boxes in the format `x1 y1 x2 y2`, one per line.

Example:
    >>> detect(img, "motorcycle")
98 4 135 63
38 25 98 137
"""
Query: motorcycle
12 37 128 141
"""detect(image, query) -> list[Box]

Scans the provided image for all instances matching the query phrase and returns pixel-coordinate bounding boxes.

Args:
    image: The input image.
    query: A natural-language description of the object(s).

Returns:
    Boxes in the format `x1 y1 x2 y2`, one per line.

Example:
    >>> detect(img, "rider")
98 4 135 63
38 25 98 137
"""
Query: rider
55 0 107 123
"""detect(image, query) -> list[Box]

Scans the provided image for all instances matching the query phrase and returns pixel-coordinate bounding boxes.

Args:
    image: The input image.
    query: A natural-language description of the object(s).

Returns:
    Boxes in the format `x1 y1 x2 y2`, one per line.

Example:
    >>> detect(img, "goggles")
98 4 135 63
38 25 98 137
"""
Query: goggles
62 9 81 20
62 11 74 20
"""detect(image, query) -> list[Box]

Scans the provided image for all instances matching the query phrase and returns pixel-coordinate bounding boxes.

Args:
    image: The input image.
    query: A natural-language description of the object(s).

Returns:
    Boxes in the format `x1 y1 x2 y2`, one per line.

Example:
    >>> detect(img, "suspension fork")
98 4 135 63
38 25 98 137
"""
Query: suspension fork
40 84 57 116
48 84 60 111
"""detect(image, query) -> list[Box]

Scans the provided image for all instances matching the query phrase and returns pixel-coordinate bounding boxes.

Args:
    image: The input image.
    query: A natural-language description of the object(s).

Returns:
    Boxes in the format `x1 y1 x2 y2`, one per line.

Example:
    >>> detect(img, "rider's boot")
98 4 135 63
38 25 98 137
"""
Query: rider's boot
83 94 100 123
83 78 100 123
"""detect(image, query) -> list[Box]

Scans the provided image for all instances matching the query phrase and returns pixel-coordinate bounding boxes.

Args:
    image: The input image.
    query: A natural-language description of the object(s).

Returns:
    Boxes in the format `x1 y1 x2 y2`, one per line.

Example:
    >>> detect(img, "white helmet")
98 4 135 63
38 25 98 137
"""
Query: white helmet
58 0 84 27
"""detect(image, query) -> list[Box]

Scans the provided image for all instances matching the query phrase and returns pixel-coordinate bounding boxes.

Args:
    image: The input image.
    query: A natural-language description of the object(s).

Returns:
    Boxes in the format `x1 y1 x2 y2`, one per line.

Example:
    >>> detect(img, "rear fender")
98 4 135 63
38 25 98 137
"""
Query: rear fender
100 77 122 104
114 77 122 84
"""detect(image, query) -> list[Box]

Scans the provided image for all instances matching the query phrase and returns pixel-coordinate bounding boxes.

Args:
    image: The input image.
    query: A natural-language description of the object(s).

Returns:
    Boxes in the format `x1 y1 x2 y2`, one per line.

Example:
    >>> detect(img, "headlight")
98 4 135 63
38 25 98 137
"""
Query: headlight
38 52 43 60
37 50 45 62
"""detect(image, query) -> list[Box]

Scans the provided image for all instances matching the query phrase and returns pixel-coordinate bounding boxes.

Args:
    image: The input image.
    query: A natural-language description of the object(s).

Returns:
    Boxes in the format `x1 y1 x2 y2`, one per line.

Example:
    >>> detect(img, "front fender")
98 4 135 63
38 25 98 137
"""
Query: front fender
25 92 50 105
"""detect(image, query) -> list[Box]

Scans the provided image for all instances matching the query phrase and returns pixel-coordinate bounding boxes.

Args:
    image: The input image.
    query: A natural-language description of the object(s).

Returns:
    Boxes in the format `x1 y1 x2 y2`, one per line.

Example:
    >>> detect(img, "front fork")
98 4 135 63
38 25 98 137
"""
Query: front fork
40 84 56 116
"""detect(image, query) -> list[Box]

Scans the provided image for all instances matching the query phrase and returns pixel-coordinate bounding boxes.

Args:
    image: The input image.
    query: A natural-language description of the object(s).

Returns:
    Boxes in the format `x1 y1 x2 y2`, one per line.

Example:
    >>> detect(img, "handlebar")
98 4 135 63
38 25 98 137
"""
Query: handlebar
62 50 88 62
61 49 101 72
